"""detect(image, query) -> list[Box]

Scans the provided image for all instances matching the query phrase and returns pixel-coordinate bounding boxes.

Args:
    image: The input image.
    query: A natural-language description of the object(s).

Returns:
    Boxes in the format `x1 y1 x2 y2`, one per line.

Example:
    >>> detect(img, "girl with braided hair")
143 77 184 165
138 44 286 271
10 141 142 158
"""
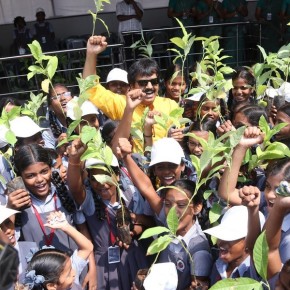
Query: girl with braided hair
6 144 81 251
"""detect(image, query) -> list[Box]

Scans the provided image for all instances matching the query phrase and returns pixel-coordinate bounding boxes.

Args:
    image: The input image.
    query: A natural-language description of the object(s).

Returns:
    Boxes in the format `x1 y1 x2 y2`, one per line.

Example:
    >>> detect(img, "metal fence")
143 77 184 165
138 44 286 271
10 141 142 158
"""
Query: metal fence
0 21 266 100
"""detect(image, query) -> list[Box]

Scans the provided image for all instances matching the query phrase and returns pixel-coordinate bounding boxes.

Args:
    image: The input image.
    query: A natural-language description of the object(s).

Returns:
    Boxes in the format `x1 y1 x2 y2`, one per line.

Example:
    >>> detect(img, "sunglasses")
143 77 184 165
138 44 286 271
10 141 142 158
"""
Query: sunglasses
136 78 159 87
51 91 71 100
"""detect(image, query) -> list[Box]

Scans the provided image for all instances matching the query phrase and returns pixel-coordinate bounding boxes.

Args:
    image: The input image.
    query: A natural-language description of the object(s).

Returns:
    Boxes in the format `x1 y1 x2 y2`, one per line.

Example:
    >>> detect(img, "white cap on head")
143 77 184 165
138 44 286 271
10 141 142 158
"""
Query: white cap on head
106 68 128 84
149 138 185 167
203 205 265 241
0 125 9 148
143 262 178 290
0 205 19 225
85 155 119 169
187 92 204 102
66 97 99 120
36 7 45 14
9 116 45 138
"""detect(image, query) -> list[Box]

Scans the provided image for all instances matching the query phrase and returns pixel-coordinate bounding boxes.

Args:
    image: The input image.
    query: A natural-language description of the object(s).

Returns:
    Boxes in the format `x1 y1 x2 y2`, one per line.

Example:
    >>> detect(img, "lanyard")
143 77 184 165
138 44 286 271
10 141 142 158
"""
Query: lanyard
121 167 132 181
106 207 116 245
31 193 57 246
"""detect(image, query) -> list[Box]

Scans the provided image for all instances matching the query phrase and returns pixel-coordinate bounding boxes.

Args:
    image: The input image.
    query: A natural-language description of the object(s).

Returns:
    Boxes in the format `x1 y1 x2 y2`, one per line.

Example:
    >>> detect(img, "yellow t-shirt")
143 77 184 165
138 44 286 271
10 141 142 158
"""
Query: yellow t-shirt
88 84 179 153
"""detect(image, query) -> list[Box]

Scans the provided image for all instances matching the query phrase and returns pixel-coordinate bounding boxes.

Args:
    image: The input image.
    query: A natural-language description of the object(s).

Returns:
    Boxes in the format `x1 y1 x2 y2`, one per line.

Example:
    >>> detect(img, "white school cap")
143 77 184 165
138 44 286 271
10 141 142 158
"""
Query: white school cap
0 205 19 224
106 68 128 84
66 97 99 120
204 205 265 241
143 262 178 290
9 116 45 138
149 138 185 167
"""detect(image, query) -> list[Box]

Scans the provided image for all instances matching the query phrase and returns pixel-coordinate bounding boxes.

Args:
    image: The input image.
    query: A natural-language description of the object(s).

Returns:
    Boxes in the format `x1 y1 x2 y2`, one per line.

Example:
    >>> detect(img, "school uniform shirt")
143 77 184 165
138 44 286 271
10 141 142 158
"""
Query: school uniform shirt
88 83 179 153
79 183 148 290
280 213 290 263
157 207 213 289
70 250 89 288
20 184 78 253
14 241 38 283
210 255 260 286
116 1 143 35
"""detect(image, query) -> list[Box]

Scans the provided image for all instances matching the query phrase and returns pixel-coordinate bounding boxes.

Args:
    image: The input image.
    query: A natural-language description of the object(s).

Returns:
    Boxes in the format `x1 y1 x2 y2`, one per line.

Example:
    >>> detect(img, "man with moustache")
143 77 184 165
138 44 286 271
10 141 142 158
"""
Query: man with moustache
83 35 179 152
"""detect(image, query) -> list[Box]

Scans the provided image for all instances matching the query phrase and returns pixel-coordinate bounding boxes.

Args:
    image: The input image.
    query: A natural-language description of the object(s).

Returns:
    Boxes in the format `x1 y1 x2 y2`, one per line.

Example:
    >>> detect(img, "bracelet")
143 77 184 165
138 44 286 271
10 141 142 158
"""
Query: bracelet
68 160 81 166
143 134 152 138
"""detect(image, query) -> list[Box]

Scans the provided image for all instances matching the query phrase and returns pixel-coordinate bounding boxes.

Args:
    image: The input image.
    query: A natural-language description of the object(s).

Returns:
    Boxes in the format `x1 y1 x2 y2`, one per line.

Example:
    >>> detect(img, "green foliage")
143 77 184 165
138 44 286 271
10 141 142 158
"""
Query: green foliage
140 227 170 240
130 30 153 58
147 235 173 255
166 207 179 235
189 36 234 102
21 92 46 124
89 0 111 36
253 231 269 281
209 277 263 290
209 203 223 224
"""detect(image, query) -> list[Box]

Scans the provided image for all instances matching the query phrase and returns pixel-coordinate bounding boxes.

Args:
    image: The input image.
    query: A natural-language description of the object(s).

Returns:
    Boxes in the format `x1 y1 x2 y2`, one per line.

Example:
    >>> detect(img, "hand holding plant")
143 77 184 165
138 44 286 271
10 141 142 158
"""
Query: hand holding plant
237 127 264 149
216 120 234 137
116 138 133 159
86 35 108 56
239 185 261 209
67 138 87 163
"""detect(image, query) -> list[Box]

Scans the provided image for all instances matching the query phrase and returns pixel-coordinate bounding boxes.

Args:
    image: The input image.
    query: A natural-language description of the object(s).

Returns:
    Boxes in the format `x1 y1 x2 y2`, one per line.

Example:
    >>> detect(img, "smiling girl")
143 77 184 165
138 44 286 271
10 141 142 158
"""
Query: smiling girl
117 138 213 289
6 144 78 252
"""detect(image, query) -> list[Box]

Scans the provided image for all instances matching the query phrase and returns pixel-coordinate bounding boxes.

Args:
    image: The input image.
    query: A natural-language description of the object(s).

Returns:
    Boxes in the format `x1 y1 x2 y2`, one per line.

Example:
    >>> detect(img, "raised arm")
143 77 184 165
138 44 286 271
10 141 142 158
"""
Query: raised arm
264 196 290 279
82 35 107 79
45 211 93 261
239 185 262 255
66 139 87 205
218 126 264 205
110 89 145 155
117 138 163 214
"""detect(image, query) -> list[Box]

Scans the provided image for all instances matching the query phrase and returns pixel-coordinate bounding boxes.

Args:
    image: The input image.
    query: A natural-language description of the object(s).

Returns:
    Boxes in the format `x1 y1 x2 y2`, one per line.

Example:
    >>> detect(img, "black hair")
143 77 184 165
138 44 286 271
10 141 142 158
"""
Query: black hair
278 103 290 117
198 94 228 121
26 248 68 289
87 165 120 220
163 179 203 205
163 63 188 83
234 104 268 126
232 66 256 87
13 16 26 28
14 144 76 214
101 120 119 145
14 144 53 174
127 58 160 84
0 97 21 113
265 158 290 180
47 83 70 138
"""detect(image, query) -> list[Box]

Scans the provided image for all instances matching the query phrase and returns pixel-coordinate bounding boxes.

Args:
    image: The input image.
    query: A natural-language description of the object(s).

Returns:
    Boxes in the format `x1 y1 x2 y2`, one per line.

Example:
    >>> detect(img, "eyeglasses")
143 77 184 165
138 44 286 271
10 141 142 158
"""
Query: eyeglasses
187 141 203 148
136 78 159 87
51 91 71 100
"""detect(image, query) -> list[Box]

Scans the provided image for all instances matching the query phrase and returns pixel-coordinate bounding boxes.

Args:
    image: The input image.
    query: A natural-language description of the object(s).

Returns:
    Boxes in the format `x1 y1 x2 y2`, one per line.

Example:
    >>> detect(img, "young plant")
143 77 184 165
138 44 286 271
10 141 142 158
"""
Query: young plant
89 0 111 36
130 30 153 58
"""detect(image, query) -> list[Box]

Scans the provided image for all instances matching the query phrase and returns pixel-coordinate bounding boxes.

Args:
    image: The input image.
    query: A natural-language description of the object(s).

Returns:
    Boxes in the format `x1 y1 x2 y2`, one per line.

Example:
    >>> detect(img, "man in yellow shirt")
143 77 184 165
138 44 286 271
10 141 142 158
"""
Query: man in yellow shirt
83 35 179 153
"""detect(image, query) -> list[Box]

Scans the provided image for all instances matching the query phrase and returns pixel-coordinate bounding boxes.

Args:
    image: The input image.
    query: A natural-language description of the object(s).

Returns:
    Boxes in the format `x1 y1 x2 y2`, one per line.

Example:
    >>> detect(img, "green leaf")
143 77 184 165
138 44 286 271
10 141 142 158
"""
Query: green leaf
81 126 97 144
5 130 17 146
28 40 43 61
257 45 267 61
147 235 173 255
209 202 222 224
209 277 263 289
166 206 179 235
67 120 81 138
46 56 58 79
139 226 170 240
253 231 268 281
259 115 270 138
203 190 213 200
93 174 118 186
41 79 50 93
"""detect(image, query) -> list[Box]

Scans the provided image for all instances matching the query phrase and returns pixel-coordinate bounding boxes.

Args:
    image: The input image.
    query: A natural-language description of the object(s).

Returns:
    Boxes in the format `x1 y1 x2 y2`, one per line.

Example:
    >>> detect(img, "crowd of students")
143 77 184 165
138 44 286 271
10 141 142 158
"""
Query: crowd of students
1 34 290 290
